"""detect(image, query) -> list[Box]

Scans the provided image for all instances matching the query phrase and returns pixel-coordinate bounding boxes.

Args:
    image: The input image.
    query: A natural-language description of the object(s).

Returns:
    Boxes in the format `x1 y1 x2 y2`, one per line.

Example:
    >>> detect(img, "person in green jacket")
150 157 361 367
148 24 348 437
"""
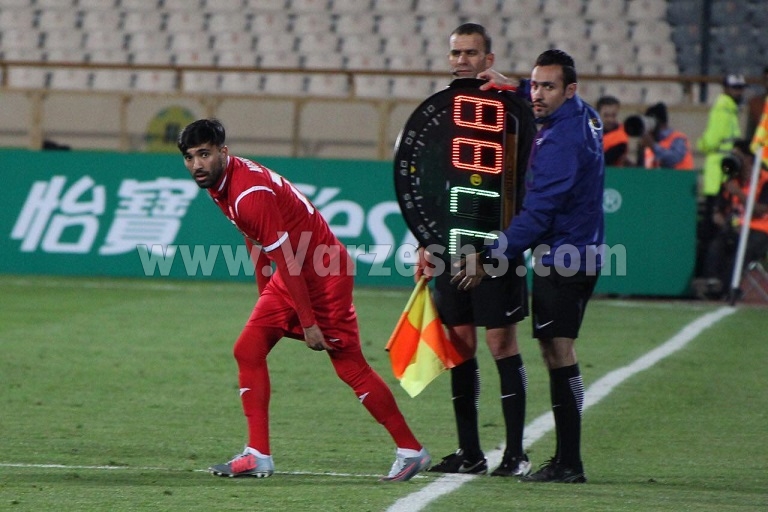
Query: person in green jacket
696 73 747 274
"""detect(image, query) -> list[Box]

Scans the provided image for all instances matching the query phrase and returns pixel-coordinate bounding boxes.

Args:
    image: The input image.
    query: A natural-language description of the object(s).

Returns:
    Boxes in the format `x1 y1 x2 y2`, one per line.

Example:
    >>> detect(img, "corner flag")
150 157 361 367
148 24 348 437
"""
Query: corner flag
385 277 465 397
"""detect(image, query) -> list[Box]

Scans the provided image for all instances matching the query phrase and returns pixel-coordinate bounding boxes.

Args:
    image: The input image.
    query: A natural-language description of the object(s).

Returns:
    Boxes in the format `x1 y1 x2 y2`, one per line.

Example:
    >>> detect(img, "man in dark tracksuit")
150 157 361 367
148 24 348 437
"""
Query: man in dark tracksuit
455 49 605 483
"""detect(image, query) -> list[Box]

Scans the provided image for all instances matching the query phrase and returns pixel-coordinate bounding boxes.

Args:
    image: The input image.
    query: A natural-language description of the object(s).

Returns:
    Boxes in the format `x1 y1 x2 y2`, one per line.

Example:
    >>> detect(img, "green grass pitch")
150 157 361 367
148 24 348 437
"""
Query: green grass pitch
0 275 766 511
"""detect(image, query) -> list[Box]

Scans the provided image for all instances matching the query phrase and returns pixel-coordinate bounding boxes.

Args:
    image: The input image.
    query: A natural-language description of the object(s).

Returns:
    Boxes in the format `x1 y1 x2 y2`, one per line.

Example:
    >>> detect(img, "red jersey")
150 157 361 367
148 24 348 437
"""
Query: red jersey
208 156 352 329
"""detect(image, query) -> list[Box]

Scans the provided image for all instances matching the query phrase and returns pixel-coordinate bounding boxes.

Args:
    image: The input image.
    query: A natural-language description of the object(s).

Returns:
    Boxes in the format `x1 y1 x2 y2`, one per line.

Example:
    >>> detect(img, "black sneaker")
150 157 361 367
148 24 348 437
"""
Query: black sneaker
490 453 531 477
427 449 488 474
521 458 586 483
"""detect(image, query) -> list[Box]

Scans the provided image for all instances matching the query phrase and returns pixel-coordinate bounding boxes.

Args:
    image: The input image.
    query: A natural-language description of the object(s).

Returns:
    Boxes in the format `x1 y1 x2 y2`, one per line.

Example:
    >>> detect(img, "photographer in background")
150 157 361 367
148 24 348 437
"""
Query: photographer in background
596 95 631 166
693 140 768 300
625 102 694 170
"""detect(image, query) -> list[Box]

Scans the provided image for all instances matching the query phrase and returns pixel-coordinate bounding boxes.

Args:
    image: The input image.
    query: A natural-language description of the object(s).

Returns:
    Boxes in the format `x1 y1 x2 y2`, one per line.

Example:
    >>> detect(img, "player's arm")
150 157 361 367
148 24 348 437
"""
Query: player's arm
237 190 332 351
245 237 272 294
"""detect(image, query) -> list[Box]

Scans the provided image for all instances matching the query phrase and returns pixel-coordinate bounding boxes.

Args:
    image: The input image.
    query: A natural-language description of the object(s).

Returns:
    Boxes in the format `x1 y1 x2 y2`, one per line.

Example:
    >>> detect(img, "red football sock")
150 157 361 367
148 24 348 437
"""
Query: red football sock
233 326 281 455
329 348 421 450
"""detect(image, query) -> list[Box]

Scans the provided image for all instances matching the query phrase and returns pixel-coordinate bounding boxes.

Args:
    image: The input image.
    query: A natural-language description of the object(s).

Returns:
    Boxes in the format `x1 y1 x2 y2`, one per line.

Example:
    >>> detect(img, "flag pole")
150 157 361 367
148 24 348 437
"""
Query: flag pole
729 145 763 305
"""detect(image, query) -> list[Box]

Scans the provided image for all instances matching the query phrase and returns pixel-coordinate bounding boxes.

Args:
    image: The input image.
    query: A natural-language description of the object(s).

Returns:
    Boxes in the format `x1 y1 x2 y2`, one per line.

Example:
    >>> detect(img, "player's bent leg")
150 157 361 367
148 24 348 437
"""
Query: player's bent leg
232 326 282 461
329 347 429 481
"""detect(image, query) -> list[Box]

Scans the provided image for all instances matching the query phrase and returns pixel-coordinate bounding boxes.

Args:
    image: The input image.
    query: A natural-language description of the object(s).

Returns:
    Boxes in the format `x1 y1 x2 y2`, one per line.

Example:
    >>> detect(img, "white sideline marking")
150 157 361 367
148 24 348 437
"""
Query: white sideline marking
387 306 736 512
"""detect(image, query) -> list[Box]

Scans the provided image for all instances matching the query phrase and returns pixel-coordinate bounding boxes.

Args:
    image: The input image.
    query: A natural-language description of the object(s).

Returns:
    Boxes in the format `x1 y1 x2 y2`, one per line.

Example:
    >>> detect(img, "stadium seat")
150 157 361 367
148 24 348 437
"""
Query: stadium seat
122 11 163 32
290 13 335 34
305 74 351 97
455 0 500 16
163 0 203 11
589 20 629 44
334 13 377 35
626 0 667 20
174 50 216 66
709 0 745 26
91 69 133 91
258 50 302 69
295 33 340 54
593 41 635 66
203 0 244 11
126 31 168 52
505 17 547 40
290 0 332 12
1 0 33 6
36 0 77 8
630 22 672 44
164 11 206 33
80 10 122 31
254 33 298 54
131 71 178 93
542 0 583 17
637 62 679 76
635 41 676 65
212 32 254 52
169 32 212 53
509 38 545 65
644 81 685 105
415 0 458 14
343 54 388 70
44 48 88 63
76 0 118 7
87 48 130 64
121 0 160 10
130 49 174 66
547 18 588 41
550 39 592 65
41 30 84 51
376 14 419 36
387 55 430 71
2 29 42 50
218 71 261 94
340 34 385 55
352 74 391 98
375 0 415 14
7 67 49 89
260 72 306 96
498 0 541 15
583 0 626 20
301 52 345 70
250 13 291 33
598 80 645 105
0 8 35 30
418 13 463 38
49 68 92 91
1 48 44 62
206 12 249 33
390 76 437 99
216 50 258 68
182 71 221 93
331 0 371 13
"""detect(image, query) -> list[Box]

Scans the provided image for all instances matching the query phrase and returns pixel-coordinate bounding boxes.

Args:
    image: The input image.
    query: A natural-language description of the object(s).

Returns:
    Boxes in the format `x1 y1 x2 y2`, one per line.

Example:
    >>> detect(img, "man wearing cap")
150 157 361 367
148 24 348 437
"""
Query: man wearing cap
697 73 747 270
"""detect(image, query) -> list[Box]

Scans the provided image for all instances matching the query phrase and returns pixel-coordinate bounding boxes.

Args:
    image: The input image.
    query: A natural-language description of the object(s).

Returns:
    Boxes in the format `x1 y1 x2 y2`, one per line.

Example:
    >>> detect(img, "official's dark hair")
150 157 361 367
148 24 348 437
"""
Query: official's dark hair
535 49 577 85
644 102 668 125
177 118 226 153
596 95 620 110
451 23 492 54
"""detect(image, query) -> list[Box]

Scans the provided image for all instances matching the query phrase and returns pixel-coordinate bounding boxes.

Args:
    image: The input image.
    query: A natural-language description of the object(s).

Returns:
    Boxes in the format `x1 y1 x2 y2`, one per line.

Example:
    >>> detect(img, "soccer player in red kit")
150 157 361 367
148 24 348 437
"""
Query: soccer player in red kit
177 119 430 481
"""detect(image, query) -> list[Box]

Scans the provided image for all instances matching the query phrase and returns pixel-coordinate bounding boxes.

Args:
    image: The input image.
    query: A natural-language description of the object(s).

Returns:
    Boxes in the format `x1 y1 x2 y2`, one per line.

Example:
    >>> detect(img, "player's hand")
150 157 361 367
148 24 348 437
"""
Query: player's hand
414 246 436 283
477 69 515 91
303 324 333 351
450 253 487 291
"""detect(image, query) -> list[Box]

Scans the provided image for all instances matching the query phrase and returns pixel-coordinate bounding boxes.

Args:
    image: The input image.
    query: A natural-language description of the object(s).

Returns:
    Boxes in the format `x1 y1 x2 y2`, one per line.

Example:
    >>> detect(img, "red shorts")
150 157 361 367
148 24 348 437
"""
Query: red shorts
246 272 360 350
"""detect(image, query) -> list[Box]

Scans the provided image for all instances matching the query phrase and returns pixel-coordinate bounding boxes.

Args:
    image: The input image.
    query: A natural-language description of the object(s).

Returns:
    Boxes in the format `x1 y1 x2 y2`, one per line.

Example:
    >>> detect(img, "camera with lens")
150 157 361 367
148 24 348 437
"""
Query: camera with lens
624 102 668 137
623 115 657 137
721 152 742 178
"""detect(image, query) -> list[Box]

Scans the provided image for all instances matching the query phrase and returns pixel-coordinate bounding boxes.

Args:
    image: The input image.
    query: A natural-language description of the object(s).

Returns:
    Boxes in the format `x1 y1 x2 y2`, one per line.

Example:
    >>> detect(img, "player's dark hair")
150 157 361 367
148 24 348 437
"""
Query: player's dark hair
535 49 577 85
177 118 226 153
596 95 620 110
451 23 492 54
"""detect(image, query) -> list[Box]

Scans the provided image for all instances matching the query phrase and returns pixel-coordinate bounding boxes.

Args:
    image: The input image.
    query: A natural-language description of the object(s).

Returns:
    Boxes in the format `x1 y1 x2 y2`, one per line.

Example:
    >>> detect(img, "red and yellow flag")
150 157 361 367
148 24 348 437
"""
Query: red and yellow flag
385 277 465 397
